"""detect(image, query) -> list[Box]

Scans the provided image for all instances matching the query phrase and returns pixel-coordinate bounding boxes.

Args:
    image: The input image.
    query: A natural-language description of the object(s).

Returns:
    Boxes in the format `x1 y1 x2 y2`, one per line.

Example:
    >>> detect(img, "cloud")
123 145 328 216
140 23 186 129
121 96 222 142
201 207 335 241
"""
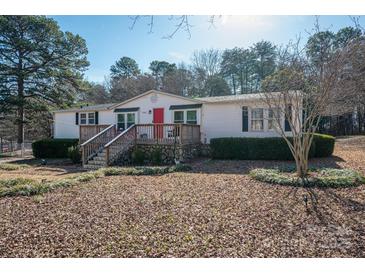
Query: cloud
218 15 278 31
168 51 185 61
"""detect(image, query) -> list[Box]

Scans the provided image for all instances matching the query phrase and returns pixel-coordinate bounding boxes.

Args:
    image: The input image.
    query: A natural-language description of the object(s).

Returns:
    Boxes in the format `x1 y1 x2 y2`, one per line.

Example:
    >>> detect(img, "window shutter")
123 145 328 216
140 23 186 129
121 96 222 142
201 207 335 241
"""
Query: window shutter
284 105 292 131
95 111 99 125
242 106 248 132
75 112 79 125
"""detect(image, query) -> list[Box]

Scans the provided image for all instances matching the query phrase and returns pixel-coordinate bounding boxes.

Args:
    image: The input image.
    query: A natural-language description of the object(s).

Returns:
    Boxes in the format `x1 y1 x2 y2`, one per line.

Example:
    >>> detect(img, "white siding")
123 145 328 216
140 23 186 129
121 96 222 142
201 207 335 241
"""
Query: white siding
114 92 201 125
54 112 79 139
54 110 115 139
201 101 286 143
98 110 114 125
54 91 299 142
53 92 201 139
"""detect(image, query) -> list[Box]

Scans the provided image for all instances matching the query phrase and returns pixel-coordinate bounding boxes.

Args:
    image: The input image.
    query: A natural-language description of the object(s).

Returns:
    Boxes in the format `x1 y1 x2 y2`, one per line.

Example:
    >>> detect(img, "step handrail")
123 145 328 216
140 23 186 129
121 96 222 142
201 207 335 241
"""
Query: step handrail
81 124 116 166
81 124 115 147
104 125 135 148
104 125 136 165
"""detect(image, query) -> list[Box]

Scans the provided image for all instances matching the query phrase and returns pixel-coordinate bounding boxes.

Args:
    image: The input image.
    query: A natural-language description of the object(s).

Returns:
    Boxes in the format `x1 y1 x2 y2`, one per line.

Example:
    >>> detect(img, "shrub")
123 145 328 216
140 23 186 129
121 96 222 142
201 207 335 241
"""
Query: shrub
101 164 192 176
210 134 335 160
131 148 145 165
170 163 193 172
68 145 82 164
0 172 100 197
74 172 98 182
102 166 168 176
150 147 163 165
210 137 315 160
249 168 365 188
0 178 49 197
312 133 335 157
32 139 78 158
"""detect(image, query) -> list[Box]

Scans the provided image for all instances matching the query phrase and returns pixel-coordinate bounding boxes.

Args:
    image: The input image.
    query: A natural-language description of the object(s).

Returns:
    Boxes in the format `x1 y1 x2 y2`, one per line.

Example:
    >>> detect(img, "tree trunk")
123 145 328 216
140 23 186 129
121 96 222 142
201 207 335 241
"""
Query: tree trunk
17 105 24 147
17 72 25 148
295 154 309 178
239 69 244 94
231 74 236 95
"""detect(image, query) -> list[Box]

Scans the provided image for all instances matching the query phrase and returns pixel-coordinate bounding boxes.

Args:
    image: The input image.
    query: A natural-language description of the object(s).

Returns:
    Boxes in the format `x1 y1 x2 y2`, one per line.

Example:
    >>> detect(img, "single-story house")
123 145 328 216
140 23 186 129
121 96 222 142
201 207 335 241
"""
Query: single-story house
52 90 298 168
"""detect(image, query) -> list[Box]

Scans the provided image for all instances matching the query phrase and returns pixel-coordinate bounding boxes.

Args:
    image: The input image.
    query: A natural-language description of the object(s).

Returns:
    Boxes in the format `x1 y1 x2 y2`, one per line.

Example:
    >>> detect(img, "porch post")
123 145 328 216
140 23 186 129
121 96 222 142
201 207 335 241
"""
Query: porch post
179 124 183 145
105 147 110 166
82 145 86 166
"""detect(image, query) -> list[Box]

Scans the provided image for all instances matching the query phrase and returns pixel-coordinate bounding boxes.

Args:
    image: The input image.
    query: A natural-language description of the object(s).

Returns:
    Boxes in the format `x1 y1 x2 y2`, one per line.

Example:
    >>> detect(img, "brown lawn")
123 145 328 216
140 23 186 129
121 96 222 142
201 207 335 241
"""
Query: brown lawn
0 136 364 257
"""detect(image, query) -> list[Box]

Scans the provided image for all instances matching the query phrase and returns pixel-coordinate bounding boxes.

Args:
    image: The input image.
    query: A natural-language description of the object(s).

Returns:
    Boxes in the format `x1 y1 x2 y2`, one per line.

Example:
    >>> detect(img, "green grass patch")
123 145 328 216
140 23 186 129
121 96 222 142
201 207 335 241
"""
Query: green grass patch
0 163 30 171
249 168 365 188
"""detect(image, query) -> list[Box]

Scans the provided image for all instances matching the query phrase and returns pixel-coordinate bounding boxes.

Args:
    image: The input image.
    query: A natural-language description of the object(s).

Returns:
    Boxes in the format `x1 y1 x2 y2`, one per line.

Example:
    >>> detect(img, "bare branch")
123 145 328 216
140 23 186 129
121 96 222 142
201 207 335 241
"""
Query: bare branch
163 15 192 40
128 16 141 31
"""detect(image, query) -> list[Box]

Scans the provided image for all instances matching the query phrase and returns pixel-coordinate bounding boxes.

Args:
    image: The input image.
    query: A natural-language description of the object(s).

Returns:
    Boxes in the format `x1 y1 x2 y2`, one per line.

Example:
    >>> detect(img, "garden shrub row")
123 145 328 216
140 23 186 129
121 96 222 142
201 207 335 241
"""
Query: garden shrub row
32 139 79 158
210 134 335 160
131 147 163 165
312 133 335 157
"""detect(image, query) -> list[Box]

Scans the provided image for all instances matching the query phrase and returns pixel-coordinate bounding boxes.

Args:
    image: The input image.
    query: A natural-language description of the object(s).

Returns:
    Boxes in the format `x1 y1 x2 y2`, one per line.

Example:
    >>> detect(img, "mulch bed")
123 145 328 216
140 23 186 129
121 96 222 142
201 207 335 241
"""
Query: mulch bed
0 137 364 257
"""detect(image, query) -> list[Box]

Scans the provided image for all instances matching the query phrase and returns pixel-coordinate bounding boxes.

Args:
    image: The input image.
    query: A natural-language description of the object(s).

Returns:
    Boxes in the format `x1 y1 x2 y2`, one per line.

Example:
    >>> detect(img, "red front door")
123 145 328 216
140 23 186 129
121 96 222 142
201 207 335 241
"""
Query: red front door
153 108 164 139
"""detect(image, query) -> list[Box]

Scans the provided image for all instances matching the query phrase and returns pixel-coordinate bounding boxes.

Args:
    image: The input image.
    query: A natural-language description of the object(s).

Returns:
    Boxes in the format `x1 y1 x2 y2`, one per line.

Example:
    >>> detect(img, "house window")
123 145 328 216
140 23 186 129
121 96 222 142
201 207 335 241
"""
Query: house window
127 113 136 128
88 113 95 125
80 112 95 125
117 113 136 131
251 108 263 131
173 110 197 124
268 108 280 130
80 113 87 125
186 110 197 124
117 113 125 131
174 111 184 123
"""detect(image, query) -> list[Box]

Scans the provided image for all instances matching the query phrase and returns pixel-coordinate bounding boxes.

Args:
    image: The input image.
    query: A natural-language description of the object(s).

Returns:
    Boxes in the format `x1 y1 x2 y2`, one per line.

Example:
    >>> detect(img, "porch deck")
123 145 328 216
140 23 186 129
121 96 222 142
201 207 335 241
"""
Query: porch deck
80 124 201 145
80 124 201 167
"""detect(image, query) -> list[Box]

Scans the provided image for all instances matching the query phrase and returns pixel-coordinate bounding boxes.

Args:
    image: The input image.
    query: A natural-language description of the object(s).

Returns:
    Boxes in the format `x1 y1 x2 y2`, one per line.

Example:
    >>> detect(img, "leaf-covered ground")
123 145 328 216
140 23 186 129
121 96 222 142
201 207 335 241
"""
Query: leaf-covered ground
0 136 364 257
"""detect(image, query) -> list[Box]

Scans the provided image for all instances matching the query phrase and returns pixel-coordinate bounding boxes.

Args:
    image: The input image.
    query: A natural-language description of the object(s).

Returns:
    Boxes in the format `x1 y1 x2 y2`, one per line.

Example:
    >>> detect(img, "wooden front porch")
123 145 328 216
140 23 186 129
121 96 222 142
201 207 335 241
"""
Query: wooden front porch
80 124 201 167
80 124 201 145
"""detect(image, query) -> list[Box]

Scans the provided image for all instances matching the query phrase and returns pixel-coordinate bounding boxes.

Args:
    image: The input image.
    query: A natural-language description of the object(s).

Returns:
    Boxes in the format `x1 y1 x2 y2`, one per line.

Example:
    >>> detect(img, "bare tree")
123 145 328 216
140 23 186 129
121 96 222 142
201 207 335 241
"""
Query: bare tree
260 37 357 178
191 48 222 77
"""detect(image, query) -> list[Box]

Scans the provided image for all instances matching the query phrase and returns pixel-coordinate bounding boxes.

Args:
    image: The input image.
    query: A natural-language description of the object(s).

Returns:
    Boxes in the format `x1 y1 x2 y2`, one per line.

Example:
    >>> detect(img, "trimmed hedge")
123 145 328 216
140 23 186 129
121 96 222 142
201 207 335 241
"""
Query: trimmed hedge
32 139 79 158
210 134 334 160
312 133 335 157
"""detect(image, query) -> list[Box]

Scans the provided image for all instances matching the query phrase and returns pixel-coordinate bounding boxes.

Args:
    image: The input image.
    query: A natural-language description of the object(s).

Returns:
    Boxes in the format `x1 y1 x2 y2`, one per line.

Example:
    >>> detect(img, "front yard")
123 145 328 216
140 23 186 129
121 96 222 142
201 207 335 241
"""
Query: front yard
0 136 364 257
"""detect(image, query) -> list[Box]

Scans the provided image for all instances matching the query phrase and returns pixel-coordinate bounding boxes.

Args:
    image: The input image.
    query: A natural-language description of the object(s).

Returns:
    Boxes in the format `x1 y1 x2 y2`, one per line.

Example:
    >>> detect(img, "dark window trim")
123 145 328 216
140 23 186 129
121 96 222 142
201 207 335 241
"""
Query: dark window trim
242 106 248 132
169 104 202 110
114 107 139 113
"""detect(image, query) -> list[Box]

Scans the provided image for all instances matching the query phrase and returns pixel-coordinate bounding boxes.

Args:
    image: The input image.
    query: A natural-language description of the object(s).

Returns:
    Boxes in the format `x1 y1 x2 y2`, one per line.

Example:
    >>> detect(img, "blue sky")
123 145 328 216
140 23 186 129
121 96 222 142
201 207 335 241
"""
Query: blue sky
52 15 363 83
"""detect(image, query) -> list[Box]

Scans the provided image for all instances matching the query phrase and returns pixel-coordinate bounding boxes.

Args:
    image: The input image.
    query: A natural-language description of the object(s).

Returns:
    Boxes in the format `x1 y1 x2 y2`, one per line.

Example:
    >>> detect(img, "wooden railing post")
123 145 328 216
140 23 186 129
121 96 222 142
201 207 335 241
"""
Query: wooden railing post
179 124 183 145
134 126 137 144
82 145 85 166
105 147 110 166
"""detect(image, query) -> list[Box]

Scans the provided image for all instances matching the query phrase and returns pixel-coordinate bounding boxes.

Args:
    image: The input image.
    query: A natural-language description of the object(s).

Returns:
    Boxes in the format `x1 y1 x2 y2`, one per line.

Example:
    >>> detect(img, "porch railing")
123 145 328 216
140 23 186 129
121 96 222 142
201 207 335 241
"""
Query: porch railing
81 123 201 166
79 124 110 144
135 124 200 145
80 124 116 165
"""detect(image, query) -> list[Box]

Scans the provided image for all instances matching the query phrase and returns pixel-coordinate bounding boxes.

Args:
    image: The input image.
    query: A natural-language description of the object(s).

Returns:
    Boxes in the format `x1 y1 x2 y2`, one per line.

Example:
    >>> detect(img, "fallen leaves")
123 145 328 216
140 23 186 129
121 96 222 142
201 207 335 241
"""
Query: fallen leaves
0 136 364 257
